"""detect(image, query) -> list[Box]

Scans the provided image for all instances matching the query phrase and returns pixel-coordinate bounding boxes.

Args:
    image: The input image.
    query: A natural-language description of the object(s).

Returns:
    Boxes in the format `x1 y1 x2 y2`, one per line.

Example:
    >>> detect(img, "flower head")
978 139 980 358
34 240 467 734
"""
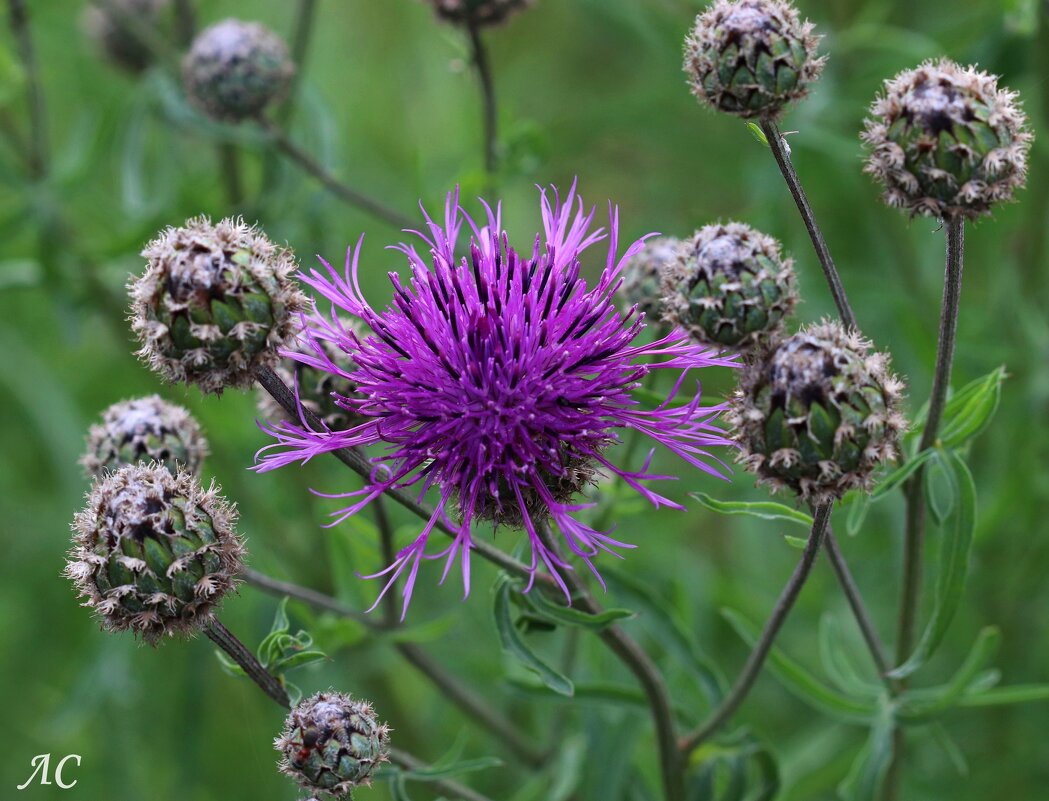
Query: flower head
662 222 796 351
82 0 169 74
684 0 824 119
66 463 244 643
861 58 1030 219
130 216 307 394
275 691 390 795
81 395 208 479
728 320 905 504
182 19 294 122
257 184 736 615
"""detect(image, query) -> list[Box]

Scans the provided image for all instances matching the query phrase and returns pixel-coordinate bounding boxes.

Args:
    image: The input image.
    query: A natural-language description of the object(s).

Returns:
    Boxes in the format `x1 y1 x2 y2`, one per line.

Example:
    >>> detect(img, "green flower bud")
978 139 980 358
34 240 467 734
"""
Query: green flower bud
862 59 1031 220
130 216 307 395
257 338 361 431
81 395 208 479
66 464 244 643
728 320 906 504
618 237 682 323
181 19 294 122
684 0 824 119
82 0 169 74
663 222 796 351
427 0 535 26
276 691 390 796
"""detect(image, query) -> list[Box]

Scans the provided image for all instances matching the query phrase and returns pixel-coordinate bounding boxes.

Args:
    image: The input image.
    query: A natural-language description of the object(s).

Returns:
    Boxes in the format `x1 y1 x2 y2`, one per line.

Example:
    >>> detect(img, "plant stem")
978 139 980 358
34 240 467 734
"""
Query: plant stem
886 216 965 801
255 116 415 230
759 117 856 330
466 19 498 191
204 618 291 708
254 366 549 586
172 0 195 46
536 521 684 801
218 142 243 206
6 0 48 178
242 568 545 766
374 495 399 625
279 0 319 127
388 748 497 801
680 503 831 755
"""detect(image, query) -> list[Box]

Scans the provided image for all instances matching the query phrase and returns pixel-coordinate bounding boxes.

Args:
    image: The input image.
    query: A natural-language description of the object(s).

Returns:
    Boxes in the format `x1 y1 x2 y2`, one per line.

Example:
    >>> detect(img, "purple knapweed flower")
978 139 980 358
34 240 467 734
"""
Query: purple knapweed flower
256 183 736 616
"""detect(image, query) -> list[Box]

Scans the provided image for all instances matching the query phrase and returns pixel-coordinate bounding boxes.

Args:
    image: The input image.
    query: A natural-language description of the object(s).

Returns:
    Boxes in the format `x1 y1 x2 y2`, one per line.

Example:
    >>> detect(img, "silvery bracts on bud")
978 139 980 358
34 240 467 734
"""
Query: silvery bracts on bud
662 222 797 351
534 521 685 801
252 364 553 587
65 463 244 643
862 60 1030 220
684 0 824 120
680 503 831 754
276 691 390 796
81 395 208 478
204 618 291 708
729 320 906 505
129 216 307 395
82 0 170 74
254 184 737 617
254 116 417 231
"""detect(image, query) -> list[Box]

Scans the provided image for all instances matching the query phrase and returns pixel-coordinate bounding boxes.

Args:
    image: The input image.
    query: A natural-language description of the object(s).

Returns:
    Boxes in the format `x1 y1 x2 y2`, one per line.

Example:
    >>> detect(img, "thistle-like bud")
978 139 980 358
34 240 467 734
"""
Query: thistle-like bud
66 463 244 643
728 320 905 504
276 691 390 795
81 395 208 479
257 338 361 430
82 0 169 74
684 0 824 119
130 216 307 394
181 19 294 122
861 59 1030 219
427 0 535 26
662 222 796 351
618 237 682 323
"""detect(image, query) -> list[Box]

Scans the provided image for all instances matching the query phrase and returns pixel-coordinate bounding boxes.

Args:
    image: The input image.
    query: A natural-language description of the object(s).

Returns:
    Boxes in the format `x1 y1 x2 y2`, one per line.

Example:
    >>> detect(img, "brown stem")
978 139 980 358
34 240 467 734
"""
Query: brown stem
204 618 291 708
466 20 498 190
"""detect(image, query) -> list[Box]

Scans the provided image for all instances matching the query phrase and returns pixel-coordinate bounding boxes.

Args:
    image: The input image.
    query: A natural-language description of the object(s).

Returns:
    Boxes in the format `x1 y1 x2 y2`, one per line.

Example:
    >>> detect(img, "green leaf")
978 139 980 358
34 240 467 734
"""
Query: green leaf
818 615 882 698
783 535 809 550
930 723 969 777
845 491 870 537
746 121 770 148
390 773 414 801
956 684 1049 708
898 627 1000 721
922 452 954 527
493 575 573 696
507 676 692 721
269 596 291 635
402 756 504 781
690 492 813 528
869 449 936 501
723 609 877 721
213 651 247 679
520 588 636 631
270 649 329 673
890 449 976 679
837 702 894 801
937 366 1006 448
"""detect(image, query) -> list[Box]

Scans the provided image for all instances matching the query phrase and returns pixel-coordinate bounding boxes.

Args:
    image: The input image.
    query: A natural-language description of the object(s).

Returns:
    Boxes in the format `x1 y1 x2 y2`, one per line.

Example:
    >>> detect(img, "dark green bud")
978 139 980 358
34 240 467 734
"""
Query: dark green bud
618 237 682 323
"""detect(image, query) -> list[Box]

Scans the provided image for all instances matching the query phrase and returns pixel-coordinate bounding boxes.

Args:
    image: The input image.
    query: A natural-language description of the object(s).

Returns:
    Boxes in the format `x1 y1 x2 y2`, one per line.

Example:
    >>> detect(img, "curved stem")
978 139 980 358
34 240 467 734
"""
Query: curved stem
204 618 291 708
6 0 48 178
681 503 831 755
466 20 498 191
253 366 550 587
759 117 856 330
536 521 684 801
256 116 416 231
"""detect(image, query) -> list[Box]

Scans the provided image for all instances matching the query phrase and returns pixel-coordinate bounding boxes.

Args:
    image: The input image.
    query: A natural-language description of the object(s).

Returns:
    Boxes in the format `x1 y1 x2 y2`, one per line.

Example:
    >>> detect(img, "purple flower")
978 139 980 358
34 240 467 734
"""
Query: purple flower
256 183 736 616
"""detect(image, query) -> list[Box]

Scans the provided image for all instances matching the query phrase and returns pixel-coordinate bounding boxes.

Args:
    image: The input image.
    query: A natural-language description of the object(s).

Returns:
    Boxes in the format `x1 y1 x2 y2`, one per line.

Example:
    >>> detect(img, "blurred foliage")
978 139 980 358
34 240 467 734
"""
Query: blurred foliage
0 0 1048 800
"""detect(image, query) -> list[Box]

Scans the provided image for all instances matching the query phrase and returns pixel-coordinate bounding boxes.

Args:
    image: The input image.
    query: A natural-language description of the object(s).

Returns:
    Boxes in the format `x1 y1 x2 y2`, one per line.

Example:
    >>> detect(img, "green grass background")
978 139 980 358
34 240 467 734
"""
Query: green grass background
1 0 1047 799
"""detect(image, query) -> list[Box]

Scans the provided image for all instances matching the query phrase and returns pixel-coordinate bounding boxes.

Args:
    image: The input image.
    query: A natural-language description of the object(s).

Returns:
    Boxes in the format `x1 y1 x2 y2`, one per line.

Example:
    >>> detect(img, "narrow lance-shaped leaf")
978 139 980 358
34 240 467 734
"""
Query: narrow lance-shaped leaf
837 702 895 801
691 491 814 527
492 575 574 696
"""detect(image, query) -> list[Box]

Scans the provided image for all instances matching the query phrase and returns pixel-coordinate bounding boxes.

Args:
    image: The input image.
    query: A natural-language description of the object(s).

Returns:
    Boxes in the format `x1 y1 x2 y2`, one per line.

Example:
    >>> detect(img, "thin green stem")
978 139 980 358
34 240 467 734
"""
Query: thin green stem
256 116 415 231
536 521 684 801
680 503 831 755
466 19 498 191
759 117 856 330
204 618 291 708
6 0 48 178
279 0 319 127
218 142 243 206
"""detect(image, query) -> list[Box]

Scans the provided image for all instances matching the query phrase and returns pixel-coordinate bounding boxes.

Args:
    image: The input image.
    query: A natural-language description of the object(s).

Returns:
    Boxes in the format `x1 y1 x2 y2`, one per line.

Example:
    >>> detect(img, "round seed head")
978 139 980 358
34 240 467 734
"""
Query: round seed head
181 18 294 122
663 222 796 351
276 691 390 796
257 337 362 431
618 236 683 323
728 320 906 504
82 0 169 74
427 0 535 26
81 395 208 479
66 463 244 643
130 216 308 395
684 0 824 119
862 59 1031 219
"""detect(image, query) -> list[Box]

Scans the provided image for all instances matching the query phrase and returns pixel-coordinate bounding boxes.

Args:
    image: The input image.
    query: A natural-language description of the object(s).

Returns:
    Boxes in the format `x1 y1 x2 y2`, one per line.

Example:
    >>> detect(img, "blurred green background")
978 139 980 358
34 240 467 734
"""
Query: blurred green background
1 0 1048 799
